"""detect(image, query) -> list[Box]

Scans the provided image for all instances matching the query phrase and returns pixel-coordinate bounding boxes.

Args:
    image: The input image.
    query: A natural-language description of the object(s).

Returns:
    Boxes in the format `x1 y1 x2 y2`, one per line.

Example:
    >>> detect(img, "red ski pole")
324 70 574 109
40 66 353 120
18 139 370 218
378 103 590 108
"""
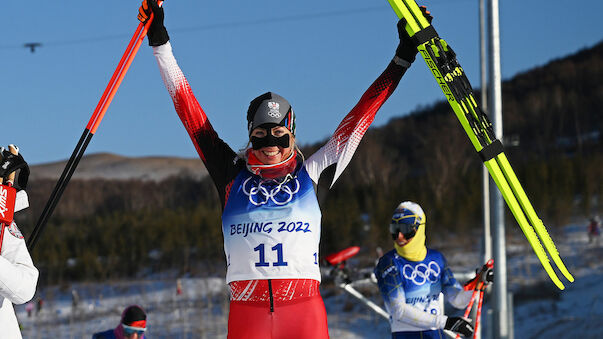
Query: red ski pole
456 259 494 339
455 289 478 339
474 289 485 339
27 2 163 251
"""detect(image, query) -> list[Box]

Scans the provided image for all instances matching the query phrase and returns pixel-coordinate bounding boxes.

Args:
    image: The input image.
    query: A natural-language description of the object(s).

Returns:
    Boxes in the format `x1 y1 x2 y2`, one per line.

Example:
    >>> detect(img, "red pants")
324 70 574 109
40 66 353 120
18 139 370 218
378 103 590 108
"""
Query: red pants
227 279 329 339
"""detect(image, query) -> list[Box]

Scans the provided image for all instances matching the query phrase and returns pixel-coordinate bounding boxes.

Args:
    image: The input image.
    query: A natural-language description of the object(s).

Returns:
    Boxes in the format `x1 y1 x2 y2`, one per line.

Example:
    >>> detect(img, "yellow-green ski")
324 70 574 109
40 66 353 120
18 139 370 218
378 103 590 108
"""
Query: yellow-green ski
386 0 574 289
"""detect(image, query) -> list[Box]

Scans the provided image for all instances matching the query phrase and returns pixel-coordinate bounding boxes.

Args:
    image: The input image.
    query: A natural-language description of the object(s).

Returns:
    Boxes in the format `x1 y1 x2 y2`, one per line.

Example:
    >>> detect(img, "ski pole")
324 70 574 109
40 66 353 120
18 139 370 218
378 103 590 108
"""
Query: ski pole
27 2 163 251
456 259 493 339
456 289 480 339
474 289 485 339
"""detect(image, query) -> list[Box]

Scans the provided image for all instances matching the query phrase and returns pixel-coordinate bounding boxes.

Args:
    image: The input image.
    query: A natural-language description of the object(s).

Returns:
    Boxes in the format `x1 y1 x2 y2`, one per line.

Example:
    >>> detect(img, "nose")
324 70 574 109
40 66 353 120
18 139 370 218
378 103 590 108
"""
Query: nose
396 232 406 242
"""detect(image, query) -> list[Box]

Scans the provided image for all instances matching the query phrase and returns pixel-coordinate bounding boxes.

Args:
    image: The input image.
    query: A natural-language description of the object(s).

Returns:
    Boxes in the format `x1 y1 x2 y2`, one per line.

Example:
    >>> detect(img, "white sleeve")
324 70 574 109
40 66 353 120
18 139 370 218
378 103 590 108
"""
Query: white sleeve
389 299 448 330
304 61 406 186
152 41 185 99
446 288 474 309
0 222 38 305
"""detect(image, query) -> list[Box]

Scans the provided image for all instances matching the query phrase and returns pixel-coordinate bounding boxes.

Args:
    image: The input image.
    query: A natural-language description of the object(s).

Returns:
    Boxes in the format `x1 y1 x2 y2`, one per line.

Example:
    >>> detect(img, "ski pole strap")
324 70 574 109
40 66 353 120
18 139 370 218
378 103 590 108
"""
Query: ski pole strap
478 139 504 162
411 26 438 46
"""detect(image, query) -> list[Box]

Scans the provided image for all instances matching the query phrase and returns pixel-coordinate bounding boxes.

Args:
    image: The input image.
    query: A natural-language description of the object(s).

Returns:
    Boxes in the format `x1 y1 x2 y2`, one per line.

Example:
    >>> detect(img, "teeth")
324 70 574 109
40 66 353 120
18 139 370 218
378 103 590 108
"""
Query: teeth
263 150 279 156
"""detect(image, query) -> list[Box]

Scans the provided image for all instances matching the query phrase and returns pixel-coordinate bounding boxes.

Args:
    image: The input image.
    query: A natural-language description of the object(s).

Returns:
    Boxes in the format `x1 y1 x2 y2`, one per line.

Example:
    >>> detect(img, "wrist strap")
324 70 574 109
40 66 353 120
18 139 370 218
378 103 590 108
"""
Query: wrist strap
393 56 411 68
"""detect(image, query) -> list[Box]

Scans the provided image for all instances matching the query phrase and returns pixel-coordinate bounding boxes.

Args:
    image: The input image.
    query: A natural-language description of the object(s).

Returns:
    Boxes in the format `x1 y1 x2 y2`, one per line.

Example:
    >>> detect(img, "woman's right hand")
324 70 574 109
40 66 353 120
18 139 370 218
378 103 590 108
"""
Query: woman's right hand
138 0 170 46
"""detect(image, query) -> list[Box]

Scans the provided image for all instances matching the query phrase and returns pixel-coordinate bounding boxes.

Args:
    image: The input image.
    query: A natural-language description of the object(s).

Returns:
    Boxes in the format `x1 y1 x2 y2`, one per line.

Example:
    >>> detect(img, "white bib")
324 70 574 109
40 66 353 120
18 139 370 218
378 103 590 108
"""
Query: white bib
222 167 322 283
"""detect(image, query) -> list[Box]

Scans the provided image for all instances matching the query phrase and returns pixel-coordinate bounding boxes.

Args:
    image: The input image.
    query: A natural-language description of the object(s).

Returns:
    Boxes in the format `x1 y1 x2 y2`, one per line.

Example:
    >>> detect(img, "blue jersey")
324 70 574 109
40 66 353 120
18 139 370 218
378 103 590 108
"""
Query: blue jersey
92 329 115 339
92 328 146 339
374 248 467 334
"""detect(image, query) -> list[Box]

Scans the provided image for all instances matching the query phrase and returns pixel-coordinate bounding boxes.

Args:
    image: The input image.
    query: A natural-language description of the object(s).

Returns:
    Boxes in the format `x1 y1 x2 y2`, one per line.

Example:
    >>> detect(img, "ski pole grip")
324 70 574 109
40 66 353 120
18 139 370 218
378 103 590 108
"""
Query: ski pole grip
143 1 164 29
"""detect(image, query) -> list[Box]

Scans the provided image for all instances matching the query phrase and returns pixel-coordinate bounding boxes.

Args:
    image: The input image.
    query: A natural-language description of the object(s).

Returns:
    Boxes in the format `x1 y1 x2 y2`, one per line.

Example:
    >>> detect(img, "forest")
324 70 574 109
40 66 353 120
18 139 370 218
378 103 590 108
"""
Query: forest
17 41 602 285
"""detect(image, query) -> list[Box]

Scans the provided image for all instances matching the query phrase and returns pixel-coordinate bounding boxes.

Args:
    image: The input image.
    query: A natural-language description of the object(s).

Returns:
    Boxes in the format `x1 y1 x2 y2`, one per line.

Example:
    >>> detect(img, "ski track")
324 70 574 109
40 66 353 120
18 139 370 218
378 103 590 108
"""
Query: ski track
15 222 603 338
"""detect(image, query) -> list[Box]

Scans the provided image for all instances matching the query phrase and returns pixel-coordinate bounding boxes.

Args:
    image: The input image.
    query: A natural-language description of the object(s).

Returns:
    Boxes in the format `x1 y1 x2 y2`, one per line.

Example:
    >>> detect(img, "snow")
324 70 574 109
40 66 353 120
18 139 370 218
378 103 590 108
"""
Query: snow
15 221 603 338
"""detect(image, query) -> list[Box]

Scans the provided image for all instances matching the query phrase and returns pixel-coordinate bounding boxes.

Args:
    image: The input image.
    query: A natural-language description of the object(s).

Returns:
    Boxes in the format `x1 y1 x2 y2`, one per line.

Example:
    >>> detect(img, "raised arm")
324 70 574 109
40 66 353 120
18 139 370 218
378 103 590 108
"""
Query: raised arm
152 42 236 169
305 8 434 186
140 1 241 206
304 58 409 185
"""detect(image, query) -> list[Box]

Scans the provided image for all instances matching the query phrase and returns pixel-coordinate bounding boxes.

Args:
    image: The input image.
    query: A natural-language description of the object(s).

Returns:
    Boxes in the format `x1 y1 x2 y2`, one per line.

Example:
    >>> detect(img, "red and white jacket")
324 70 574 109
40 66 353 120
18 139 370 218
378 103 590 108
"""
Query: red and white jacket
152 41 409 301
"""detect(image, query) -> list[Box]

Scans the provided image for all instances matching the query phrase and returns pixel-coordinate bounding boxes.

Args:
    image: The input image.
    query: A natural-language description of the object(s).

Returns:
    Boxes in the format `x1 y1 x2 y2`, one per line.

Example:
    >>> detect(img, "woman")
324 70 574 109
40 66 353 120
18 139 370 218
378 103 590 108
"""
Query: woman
139 1 428 337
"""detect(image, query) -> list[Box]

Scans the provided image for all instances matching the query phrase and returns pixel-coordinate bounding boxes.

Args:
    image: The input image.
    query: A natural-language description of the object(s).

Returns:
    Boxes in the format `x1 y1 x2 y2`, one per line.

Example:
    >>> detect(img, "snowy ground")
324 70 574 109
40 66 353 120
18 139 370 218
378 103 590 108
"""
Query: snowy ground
15 221 603 338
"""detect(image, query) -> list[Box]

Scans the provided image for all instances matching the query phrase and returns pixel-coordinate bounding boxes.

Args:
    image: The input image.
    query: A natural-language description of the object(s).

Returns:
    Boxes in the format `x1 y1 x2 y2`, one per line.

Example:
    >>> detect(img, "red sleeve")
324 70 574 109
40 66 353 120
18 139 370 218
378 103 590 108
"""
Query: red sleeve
305 60 408 185
153 42 244 207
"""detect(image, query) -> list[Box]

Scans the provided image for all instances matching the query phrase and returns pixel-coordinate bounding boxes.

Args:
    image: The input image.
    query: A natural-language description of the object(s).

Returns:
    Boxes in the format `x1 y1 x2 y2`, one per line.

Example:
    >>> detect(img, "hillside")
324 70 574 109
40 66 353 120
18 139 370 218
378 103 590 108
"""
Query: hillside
30 152 207 182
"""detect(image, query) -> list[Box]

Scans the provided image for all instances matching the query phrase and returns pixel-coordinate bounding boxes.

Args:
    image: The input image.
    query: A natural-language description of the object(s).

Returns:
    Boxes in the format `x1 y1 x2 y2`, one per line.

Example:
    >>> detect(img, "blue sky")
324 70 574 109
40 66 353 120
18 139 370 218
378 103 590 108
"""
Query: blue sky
3 0 602 165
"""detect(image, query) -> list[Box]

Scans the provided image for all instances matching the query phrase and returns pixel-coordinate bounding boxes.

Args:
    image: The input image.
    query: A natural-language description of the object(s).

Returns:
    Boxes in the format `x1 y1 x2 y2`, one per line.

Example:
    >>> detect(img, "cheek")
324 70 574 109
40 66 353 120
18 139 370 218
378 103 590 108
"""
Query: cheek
251 149 263 159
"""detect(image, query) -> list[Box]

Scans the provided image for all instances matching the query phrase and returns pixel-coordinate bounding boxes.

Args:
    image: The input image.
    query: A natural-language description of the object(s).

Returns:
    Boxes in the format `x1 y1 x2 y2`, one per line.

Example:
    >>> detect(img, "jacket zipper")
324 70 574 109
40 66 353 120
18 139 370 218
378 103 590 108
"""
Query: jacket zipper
268 279 274 312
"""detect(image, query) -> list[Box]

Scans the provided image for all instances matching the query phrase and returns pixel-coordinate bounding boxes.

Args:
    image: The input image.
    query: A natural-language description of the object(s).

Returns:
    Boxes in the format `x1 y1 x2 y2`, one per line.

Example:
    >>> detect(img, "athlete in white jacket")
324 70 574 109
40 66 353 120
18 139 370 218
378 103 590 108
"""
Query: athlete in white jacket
0 146 39 339
0 221 38 338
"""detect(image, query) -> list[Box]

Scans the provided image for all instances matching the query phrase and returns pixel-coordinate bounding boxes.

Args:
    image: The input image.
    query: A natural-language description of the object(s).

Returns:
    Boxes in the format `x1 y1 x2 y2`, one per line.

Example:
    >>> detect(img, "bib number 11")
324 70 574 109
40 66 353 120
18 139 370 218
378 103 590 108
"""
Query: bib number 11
254 243 288 267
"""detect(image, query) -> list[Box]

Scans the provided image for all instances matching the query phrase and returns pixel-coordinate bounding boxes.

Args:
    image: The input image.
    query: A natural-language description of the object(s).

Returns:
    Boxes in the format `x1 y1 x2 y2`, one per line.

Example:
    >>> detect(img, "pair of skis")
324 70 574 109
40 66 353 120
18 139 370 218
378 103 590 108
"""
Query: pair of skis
386 0 573 289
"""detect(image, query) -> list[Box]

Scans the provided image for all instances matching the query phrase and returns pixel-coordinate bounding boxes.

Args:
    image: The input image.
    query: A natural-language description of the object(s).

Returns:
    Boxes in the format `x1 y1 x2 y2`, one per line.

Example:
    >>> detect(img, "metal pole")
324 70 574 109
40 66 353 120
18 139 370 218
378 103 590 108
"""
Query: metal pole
487 0 509 337
479 1 491 336
479 0 491 266
508 292 514 339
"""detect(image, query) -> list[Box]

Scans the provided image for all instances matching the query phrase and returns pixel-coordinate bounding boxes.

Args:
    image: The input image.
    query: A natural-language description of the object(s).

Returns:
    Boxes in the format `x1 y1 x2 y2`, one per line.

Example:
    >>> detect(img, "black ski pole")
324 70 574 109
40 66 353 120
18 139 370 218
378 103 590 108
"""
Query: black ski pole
26 5 162 250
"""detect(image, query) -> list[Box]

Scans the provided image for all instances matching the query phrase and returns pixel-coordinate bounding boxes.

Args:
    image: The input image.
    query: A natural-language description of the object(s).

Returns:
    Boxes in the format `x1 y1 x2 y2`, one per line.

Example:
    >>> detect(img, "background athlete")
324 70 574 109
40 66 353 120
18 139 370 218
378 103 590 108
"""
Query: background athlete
374 201 494 339
92 305 148 339
0 145 38 339
139 1 429 338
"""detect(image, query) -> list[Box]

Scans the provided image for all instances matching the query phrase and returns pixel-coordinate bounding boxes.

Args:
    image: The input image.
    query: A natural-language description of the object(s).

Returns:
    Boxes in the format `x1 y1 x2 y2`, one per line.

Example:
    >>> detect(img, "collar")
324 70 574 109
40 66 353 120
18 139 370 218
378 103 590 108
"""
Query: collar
246 149 298 179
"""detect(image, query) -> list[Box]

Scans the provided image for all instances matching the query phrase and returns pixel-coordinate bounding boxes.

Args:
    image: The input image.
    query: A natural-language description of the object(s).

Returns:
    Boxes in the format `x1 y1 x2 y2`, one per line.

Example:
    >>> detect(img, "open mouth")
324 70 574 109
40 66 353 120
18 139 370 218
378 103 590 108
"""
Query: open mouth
262 150 279 157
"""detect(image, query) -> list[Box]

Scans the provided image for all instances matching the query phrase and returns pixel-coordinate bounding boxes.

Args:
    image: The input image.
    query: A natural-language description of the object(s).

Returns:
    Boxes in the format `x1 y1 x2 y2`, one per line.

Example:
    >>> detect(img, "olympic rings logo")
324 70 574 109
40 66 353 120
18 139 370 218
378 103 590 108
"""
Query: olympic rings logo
402 261 441 286
242 176 300 206
267 110 281 118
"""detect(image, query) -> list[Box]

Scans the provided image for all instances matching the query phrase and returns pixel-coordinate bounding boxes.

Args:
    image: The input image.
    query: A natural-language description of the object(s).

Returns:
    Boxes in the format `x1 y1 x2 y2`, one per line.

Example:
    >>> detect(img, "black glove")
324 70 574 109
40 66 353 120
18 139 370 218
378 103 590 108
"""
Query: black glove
464 263 494 290
0 147 30 189
395 6 433 63
445 316 474 337
480 265 494 284
138 0 170 46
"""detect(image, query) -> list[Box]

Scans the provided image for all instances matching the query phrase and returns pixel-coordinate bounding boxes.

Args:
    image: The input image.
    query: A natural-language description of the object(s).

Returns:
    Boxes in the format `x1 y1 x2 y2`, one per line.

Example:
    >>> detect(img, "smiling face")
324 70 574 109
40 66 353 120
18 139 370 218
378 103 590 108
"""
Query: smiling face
250 125 294 165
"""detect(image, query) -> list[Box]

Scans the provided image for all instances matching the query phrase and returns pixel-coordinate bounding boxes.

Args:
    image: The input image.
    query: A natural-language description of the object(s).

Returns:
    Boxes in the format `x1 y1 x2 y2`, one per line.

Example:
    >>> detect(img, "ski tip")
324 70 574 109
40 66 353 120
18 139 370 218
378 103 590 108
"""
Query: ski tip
540 260 565 290
558 265 575 283
553 279 565 290
550 252 575 283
